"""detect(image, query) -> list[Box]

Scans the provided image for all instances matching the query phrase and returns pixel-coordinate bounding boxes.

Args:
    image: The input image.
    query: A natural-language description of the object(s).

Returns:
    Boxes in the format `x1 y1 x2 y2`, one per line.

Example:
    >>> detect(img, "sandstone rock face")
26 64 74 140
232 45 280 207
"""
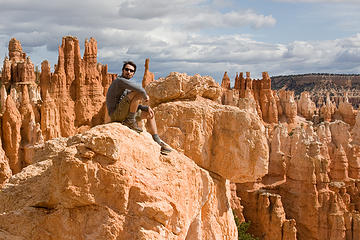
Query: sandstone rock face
219 71 298 125
1 57 11 87
8 38 24 62
265 124 288 181
229 183 245 222
221 71 231 90
278 89 297 123
153 97 269 183
75 37 107 128
0 123 238 240
256 72 278 123
238 189 297 240
0 85 7 115
320 93 336 122
2 95 22 174
234 73 240 90
237 118 360 240
142 58 155 88
48 36 105 135
190 176 238 240
0 138 11 187
0 37 115 174
338 98 356 126
298 91 317 120
259 88 278 123
223 73 360 239
272 75 359 125
352 113 360 145
1 38 35 90
147 72 270 237
145 72 222 106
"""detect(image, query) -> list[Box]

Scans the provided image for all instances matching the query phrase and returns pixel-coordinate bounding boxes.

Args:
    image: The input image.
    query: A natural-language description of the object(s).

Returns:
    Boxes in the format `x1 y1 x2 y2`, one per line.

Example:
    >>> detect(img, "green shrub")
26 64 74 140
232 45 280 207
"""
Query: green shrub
233 212 259 240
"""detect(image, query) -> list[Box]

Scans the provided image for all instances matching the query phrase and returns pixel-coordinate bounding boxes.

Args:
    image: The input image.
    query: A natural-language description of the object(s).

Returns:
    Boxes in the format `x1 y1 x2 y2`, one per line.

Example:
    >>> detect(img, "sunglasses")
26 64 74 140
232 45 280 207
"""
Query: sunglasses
124 67 135 73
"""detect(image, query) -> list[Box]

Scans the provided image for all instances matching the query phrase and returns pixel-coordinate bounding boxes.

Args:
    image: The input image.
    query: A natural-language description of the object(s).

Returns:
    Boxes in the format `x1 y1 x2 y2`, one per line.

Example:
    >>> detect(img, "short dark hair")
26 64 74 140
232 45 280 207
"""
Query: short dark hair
122 61 137 72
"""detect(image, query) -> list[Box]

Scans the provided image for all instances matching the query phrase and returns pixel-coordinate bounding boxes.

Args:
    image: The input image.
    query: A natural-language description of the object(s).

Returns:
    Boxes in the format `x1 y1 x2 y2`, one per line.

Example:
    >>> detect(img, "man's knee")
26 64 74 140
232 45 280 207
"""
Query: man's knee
128 92 143 102
142 111 153 120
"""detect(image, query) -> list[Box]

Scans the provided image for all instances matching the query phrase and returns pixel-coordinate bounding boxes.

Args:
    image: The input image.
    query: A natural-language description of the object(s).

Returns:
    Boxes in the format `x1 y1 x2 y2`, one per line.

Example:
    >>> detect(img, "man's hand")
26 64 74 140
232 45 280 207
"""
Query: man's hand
148 107 154 118
144 95 150 102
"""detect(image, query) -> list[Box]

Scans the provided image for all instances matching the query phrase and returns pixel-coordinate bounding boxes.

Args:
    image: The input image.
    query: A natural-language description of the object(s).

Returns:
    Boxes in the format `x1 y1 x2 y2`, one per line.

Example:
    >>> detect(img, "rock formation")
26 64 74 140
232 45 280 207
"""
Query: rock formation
221 71 231 89
145 72 222 106
271 73 360 108
0 37 116 173
258 72 278 123
1 36 360 240
142 58 155 88
298 91 317 120
320 93 336 122
145 72 269 183
236 119 360 239
338 94 357 126
278 89 297 123
1 62 271 238
238 190 297 240
2 95 22 174
146 72 271 238
219 71 297 125
0 124 238 240
1 38 36 91
0 137 11 187
211 68 360 239
1 39 268 238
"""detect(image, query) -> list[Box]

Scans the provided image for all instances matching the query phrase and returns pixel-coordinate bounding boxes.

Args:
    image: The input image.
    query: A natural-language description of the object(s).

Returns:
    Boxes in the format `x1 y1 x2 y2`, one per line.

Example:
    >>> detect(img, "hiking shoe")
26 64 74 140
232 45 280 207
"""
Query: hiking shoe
159 141 172 155
122 118 143 133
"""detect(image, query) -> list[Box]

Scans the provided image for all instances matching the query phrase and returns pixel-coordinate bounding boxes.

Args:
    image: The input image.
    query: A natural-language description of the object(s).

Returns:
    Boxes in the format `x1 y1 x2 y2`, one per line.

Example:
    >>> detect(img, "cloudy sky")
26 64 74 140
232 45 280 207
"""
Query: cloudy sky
1 0 360 82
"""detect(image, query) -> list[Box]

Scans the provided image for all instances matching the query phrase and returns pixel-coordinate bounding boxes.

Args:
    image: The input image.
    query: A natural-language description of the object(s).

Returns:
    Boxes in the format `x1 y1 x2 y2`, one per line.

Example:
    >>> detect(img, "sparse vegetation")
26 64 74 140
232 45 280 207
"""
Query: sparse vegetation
233 212 259 240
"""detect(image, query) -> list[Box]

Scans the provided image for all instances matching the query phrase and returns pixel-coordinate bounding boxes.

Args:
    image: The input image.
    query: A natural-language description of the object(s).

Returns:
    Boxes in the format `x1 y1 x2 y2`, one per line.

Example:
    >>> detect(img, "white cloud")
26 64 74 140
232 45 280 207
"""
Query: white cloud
223 10 276 29
1 0 360 82
272 0 359 2
0 0 276 52
100 31 360 80
182 10 276 30
117 0 206 19
0 0 277 72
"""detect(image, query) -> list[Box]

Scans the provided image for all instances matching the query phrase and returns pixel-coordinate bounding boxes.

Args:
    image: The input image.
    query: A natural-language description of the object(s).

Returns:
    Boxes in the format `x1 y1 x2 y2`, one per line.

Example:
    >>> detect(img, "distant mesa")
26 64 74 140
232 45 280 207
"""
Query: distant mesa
271 73 360 108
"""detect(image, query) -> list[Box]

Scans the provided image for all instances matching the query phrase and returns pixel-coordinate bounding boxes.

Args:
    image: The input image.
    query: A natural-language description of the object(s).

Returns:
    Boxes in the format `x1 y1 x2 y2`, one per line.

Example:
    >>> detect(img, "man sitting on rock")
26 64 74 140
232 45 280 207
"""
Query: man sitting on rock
106 60 172 154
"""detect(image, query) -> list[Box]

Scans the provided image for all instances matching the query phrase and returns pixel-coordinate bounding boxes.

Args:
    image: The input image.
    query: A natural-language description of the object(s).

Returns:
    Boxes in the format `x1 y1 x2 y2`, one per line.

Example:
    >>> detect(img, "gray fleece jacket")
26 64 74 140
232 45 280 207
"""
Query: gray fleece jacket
106 76 148 115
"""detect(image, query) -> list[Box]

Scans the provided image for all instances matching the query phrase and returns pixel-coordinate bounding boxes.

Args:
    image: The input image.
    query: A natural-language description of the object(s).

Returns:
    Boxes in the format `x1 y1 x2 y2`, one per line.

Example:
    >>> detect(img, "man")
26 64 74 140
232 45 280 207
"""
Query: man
106 61 171 154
